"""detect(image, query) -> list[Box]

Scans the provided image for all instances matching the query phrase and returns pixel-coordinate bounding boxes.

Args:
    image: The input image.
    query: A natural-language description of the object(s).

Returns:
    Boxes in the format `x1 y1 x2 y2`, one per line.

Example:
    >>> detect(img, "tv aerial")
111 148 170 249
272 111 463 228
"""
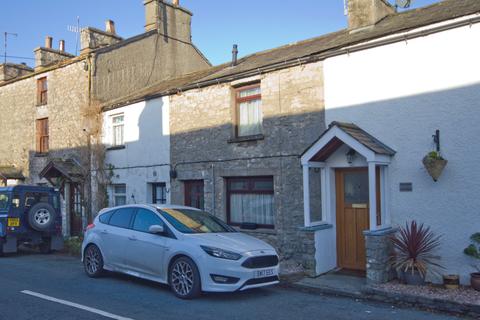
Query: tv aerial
395 0 412 8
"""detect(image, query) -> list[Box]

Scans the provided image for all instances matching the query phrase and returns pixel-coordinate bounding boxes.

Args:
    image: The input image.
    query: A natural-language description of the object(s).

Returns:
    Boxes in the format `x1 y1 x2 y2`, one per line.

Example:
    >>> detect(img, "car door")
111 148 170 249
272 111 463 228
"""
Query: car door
100 207 135 270
124 208 169 278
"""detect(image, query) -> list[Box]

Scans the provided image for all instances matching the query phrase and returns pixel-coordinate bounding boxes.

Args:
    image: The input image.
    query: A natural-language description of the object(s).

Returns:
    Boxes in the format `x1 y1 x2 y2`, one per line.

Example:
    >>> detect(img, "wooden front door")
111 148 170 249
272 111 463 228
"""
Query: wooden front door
184 180 204 210
70 183 83 236
336 168 370 271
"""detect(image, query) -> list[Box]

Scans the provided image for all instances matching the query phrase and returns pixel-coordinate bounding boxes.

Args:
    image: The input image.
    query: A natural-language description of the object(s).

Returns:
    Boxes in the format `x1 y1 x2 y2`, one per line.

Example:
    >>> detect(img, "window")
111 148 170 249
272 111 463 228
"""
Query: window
111 114 124 146
36 118 49 154
227 177 274 228
111 184 127 206
108 207 135 229
37 77 48 105
25 192 49 208
133 209 163 233
0 193 10 210
184 180 204 210
235 84 262 137
99 210 114 224
158 208 236 234
151 183 167 204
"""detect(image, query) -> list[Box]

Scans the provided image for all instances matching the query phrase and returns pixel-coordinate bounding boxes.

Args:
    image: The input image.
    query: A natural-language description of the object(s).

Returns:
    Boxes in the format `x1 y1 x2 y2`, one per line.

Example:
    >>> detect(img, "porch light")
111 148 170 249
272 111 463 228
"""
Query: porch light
346 148 357 165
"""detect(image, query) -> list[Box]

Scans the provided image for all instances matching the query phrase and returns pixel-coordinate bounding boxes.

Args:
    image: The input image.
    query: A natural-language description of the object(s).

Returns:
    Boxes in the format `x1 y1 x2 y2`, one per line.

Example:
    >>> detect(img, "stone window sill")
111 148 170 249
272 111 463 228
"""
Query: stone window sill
227 134 264 144
233 226 276 235
34 152 49 157
299 224 333 232
106 145 126 151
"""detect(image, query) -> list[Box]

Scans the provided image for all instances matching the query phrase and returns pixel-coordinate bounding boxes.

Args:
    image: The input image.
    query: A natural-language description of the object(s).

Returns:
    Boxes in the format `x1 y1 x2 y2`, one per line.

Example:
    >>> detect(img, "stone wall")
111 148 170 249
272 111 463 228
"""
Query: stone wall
169 62 326 274
92 31 210 103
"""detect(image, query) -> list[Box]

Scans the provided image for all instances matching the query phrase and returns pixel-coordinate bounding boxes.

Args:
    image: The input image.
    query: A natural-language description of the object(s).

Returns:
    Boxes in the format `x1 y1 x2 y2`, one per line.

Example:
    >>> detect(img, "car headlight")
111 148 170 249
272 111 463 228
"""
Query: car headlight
201 245 242 260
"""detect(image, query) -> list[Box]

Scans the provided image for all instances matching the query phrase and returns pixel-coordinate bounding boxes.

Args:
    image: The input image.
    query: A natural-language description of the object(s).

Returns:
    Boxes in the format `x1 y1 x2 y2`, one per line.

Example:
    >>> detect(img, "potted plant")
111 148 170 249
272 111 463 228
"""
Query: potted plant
463 232 480 291
390 221 443 285
422 151 447 181
442 274 460 289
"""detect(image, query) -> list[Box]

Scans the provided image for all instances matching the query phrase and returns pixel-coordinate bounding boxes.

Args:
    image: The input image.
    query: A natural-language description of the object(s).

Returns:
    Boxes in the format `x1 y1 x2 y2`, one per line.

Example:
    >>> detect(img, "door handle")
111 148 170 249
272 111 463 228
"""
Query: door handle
128 236 137 241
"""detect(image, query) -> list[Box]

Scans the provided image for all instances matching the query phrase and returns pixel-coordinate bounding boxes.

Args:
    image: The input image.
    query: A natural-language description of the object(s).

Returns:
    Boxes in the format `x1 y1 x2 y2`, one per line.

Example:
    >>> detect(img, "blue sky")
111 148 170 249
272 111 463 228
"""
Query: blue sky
1 0 439 67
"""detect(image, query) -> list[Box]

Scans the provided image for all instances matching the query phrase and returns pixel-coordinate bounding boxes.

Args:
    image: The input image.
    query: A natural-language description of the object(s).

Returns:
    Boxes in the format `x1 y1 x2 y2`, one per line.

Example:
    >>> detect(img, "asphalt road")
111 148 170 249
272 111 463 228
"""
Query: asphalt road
0 250 464 320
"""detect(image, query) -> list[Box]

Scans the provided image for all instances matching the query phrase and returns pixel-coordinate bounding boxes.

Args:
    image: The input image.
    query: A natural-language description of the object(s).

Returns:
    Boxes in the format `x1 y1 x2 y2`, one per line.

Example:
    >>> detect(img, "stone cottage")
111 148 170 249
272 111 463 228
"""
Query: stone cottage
0 0 210 236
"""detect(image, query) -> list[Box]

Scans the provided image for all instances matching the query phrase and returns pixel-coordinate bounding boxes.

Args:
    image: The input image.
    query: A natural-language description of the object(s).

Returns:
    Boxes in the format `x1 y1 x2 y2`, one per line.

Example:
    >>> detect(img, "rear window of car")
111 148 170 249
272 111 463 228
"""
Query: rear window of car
108 208 135 229
98 210 114 224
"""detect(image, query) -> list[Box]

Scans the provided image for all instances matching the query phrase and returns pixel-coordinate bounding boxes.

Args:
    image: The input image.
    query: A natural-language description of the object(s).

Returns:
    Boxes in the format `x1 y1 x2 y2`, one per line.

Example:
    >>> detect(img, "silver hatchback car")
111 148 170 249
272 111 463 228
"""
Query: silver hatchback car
82 204 280 299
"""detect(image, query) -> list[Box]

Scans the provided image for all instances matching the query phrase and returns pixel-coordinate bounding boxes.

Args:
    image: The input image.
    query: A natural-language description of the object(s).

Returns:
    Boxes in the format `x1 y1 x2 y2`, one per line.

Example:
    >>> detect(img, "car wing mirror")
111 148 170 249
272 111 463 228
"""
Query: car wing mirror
149 224 165 234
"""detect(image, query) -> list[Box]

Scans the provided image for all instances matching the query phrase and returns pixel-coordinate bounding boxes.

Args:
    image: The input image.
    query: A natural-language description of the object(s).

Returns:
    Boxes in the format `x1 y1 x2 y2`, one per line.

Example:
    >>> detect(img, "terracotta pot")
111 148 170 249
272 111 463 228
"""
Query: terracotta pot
443 274 460 289
403 269 425 286
422 156 447 182
471 272 480 291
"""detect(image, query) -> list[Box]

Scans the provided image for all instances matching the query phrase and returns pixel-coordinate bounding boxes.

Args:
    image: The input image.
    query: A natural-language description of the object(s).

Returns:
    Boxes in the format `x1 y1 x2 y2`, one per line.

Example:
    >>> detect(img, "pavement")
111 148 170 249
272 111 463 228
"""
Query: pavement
0 250 465 320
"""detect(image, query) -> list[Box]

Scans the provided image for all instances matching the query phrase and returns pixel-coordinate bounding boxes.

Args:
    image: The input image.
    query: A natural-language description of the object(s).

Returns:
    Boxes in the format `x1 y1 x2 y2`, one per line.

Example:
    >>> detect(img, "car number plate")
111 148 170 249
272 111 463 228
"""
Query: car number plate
8 218 20 227
254 268 275 278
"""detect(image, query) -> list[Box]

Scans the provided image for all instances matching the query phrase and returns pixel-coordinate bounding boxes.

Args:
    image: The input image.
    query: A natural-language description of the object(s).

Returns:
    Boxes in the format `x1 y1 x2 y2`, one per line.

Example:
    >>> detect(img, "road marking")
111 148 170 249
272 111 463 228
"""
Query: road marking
21 290 135 320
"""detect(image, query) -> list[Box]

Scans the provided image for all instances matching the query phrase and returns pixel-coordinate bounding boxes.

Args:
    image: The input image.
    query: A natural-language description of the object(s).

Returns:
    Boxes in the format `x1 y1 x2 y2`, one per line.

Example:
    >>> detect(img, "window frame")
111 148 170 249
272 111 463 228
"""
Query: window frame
234 83 262 138
111 184 127 207
37 77 48 106
151 182 167 204
36 118 49 154
226 176 274 229
111 113 125 147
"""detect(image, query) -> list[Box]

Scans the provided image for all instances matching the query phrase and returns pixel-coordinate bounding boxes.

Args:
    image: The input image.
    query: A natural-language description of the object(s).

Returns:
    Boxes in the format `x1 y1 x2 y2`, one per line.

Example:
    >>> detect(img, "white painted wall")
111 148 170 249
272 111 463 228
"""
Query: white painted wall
102 97 171 205
323 17 480 283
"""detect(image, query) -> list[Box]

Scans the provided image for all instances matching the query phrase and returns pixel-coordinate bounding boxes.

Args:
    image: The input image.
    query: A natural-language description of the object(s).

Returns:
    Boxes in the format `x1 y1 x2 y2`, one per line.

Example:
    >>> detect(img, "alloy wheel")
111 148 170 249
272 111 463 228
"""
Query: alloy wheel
85 246 101 275
171 260 194 296
34 209 51 225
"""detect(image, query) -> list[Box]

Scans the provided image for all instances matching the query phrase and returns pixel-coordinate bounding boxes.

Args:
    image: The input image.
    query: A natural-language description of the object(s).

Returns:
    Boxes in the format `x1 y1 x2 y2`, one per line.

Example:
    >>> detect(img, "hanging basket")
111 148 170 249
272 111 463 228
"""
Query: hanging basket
422 155 447 182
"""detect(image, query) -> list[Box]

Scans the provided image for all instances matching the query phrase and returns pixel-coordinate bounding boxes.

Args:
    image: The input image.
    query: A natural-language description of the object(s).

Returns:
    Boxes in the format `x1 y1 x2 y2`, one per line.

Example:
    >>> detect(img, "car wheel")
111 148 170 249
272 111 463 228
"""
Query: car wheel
0 242 3 257
28 202 56 232
39 238 52 254
169 256 201 299
84 244 104 278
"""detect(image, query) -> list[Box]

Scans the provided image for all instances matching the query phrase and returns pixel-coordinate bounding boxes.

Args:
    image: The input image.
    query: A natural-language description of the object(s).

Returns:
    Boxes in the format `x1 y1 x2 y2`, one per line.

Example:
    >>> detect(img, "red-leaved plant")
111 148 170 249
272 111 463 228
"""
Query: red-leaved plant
390 221 443 278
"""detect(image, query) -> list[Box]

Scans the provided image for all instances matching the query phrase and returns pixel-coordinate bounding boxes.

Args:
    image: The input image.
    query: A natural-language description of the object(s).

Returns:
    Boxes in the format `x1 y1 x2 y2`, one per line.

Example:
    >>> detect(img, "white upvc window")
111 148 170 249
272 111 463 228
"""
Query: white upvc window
111 114 124 146
110 184 127 207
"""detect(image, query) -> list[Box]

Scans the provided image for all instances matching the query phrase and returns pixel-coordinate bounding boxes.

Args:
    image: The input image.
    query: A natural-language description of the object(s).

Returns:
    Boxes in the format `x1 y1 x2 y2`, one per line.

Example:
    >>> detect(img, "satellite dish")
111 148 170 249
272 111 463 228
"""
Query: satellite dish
396 0 412 8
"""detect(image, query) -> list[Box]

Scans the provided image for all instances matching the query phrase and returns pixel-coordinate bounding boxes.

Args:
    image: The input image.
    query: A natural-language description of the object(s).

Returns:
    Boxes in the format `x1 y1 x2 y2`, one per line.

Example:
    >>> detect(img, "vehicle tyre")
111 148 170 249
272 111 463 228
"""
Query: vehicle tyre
39 237 52 254
28 202 56 232
83 244 104 278
0 241 4 257
169 256 201 299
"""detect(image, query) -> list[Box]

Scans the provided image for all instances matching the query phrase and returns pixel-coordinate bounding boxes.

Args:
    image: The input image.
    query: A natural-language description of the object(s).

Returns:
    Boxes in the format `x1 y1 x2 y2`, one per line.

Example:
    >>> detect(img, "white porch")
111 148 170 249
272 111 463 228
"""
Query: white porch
300 122 395 275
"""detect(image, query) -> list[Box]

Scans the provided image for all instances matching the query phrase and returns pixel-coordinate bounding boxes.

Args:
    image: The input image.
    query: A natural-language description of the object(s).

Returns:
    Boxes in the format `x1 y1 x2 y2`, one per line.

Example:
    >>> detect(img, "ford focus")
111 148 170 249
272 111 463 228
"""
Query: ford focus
81 204 279 299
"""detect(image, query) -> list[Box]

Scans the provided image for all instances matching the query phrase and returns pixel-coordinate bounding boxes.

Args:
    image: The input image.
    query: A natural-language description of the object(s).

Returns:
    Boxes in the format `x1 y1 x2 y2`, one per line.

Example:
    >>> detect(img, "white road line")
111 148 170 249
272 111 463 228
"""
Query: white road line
21 290 135 320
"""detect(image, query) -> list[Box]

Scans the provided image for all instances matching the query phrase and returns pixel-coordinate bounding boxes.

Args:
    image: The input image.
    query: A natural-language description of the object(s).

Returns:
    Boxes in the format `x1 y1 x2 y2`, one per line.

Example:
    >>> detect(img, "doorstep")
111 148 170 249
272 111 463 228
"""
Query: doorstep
289 272 366 299
287 274 480 318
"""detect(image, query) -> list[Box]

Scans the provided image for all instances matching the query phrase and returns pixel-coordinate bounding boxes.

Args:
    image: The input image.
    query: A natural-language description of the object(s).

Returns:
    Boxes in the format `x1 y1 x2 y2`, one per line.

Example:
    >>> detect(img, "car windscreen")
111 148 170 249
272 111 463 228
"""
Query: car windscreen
158 209 236 234
0 193 10 210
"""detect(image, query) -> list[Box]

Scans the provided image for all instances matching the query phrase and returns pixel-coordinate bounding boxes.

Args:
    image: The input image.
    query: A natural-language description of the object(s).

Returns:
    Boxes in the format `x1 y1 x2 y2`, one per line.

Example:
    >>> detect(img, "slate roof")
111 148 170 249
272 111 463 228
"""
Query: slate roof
103 0 480 111
331 121 396 156
0 166 25 180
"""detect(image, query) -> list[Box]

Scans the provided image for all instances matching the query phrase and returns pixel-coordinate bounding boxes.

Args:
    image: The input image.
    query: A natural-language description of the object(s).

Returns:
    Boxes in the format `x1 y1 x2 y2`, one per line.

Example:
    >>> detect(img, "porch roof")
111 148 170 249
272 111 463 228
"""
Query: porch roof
301 122 395 164
39 159 84 185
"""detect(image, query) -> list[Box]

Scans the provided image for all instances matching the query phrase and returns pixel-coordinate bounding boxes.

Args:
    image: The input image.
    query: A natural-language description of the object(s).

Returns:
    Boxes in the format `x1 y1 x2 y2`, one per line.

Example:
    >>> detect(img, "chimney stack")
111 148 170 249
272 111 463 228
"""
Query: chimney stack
143 0 192 42
45 36 53 49
59 40 65 52
231 44 238 67
347 0 395 30
105 19 116 34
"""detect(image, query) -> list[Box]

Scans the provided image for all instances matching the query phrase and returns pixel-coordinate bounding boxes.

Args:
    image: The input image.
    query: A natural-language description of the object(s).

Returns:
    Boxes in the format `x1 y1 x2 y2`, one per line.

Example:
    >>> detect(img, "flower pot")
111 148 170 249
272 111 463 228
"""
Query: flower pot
471 272 480 291
443 274 460 289
422 156 447 182
403 269 425 286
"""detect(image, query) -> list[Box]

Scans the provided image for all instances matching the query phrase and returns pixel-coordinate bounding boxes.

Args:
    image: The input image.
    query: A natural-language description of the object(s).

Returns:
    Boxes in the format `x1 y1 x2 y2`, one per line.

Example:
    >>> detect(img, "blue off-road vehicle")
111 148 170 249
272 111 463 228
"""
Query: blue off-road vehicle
0 185 63 255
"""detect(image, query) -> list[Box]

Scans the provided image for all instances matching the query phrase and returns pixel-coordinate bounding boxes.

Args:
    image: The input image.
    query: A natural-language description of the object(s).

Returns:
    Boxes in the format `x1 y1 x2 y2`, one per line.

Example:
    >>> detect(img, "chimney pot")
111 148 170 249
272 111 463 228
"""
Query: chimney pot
59 40 65 52
231 44 238 67
45 36 53 49
105 19 116 34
